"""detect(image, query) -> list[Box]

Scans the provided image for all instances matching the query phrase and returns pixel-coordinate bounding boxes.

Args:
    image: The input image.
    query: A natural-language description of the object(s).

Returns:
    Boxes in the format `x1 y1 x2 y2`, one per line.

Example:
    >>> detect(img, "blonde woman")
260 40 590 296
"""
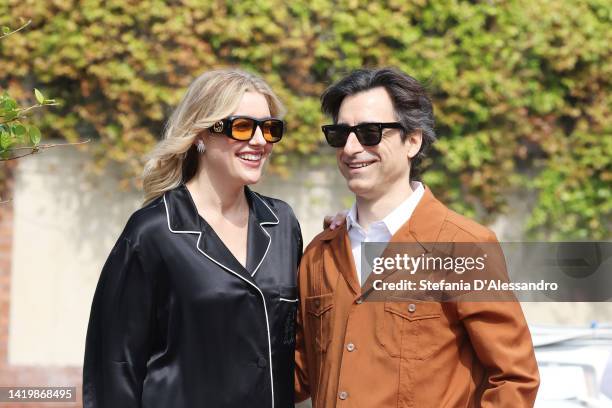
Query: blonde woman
83 69 302 407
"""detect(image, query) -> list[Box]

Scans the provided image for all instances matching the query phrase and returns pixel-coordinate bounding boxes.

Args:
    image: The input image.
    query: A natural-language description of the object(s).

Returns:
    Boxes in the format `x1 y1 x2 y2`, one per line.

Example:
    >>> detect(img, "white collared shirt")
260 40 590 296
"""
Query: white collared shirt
346 181 425 285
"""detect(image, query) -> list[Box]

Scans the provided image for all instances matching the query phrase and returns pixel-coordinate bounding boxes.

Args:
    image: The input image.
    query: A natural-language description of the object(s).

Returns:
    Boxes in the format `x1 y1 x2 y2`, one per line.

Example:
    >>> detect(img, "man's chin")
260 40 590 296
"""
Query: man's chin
346 179 375 198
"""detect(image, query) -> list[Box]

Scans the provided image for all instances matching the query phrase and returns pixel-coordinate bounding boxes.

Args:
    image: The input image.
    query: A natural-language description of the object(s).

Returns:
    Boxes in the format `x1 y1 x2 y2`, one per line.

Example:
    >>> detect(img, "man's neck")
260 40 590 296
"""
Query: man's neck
355 178 415 231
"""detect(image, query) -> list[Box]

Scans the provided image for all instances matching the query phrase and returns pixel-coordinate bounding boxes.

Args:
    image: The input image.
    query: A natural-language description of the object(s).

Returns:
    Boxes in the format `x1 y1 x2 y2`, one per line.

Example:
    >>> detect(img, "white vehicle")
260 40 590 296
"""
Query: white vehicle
533 324 612 407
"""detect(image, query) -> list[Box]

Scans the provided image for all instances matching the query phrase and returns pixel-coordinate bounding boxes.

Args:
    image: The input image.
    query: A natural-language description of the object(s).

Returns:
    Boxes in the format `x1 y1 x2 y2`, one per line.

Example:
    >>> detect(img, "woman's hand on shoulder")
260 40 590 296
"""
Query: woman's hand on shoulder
323 210 348 230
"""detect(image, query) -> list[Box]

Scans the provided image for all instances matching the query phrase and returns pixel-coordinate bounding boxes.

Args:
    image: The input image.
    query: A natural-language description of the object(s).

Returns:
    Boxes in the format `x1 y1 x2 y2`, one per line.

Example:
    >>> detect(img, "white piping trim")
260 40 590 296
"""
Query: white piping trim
250 192 279 278
163 193 275 408
279 298 298 303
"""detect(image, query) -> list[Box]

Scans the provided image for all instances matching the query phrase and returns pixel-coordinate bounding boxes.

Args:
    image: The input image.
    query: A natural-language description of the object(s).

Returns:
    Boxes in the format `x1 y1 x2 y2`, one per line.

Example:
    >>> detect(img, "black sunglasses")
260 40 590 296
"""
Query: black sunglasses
209 115 285 143
321 122 404 147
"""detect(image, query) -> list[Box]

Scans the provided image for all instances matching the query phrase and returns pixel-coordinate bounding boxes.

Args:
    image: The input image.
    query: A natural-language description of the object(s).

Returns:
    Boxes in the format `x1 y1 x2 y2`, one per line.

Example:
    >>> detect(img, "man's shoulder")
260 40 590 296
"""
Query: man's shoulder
301 226 342 259
441 207 498 243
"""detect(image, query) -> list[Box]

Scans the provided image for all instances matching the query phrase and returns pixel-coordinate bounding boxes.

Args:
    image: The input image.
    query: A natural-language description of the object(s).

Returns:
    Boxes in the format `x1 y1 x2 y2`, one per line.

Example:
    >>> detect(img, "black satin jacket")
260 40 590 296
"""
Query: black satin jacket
83 183 302 408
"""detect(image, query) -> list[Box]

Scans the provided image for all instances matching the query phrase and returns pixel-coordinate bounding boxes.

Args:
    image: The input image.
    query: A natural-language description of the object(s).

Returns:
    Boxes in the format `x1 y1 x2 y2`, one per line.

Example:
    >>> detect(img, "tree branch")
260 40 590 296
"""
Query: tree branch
1 139 91 161
0 20 32 40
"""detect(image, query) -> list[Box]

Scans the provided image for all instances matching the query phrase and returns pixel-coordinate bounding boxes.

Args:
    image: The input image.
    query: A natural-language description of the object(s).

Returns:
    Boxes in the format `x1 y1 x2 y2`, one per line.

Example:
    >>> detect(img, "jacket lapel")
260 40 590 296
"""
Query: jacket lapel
245 187 279 277
319 185 449 298
319 226 361 296
197 220 254 283
359 187 449 295
396 185 448 250
163 183 278 286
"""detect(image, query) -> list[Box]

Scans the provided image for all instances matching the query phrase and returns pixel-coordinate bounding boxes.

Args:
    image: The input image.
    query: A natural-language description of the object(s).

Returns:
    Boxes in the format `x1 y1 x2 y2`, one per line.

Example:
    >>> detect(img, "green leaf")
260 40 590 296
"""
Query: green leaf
0 129 11 149
34 88 45 105
1 98 17 110
2 111 17 121
1 27 10 35
12 124 26 143
29 126 41 145
12 124 26 136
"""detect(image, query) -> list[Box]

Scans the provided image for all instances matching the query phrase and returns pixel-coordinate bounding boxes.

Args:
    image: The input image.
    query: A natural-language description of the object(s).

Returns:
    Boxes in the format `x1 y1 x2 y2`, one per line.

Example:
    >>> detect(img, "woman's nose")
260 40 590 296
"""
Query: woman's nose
249 125 267 146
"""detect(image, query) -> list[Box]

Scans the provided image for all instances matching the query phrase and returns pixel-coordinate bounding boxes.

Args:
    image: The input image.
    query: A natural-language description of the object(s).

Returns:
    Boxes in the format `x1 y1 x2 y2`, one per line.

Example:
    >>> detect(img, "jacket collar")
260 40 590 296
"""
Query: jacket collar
164 182 278 233
319 185 447 246
163 182 278 283
318 185 449 296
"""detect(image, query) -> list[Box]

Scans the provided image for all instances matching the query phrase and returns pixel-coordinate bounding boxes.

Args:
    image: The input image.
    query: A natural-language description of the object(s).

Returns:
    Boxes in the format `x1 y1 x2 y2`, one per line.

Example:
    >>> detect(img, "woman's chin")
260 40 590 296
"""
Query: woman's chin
238 170 264 186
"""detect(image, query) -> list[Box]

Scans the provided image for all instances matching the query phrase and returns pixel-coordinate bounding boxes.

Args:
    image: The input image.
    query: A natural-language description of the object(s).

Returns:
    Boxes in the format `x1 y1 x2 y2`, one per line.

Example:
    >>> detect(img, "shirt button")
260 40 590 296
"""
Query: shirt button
338 391 348 400
314 299 321 307
408 303 417 313
346 343 355 352
257 357 267 368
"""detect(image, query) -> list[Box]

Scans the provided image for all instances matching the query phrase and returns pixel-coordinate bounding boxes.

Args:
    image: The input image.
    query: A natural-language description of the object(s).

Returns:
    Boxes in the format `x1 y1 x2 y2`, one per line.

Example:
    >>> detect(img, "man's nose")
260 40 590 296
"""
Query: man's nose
343 132 364 155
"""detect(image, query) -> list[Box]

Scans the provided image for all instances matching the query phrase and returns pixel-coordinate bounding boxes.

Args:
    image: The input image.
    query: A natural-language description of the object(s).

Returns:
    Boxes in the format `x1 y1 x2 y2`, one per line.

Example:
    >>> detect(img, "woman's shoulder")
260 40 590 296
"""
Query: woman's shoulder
119 194 169 247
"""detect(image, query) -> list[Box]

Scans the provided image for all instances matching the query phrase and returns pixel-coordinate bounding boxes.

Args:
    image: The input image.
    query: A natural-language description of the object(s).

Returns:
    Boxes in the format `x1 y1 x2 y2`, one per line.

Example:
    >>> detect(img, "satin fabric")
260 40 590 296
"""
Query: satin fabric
83 183 302 408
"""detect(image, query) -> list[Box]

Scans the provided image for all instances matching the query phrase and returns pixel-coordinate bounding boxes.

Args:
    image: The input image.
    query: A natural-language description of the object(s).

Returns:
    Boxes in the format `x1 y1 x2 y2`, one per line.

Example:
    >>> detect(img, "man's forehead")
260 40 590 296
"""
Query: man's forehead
337 87 395 123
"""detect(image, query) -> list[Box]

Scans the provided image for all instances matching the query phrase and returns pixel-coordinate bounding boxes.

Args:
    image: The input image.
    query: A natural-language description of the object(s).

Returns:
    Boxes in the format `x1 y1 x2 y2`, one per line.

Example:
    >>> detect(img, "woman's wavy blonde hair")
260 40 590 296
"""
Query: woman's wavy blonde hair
141 68 285 207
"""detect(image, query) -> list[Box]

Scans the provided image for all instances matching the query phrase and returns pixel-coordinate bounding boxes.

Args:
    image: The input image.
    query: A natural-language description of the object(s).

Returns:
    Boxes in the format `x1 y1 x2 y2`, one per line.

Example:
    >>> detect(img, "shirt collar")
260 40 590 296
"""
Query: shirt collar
346 202 360 232
345 181 424 235
383 181 424 235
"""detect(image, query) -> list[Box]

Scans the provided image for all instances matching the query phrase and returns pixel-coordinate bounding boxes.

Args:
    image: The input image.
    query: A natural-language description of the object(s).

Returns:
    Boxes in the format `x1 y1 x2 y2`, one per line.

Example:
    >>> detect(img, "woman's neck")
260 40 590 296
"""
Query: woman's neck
186 170 248 218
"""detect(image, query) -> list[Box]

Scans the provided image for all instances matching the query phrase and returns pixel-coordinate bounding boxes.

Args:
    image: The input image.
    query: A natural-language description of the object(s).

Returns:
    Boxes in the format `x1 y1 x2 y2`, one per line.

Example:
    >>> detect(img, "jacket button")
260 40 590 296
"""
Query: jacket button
408 303 416 313
346 343 355 352
338 391 348 400
257 357 267 368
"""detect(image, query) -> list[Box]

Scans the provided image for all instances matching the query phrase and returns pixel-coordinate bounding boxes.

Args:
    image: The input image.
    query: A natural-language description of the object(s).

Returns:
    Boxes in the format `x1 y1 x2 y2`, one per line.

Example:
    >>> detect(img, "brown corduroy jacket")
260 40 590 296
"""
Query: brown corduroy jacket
295 186 540 407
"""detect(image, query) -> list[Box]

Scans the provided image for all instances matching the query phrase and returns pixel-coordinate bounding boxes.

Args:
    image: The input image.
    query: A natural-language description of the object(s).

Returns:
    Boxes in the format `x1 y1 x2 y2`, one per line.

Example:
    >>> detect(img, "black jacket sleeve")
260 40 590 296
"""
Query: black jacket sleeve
83 235 156 408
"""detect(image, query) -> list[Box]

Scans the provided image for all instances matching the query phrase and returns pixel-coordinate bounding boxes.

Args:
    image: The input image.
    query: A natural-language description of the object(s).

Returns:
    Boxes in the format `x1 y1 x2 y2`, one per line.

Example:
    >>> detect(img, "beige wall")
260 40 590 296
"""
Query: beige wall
8 141 612 370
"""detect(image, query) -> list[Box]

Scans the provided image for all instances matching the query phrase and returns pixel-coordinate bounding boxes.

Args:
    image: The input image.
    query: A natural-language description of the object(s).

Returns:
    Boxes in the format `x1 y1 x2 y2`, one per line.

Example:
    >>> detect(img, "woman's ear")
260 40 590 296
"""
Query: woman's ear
406 129 423 159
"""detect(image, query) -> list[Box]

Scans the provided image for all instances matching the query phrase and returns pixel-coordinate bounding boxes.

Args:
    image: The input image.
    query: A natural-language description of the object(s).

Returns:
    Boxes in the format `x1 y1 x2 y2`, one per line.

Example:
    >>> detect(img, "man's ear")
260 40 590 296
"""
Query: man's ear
405 129 423 159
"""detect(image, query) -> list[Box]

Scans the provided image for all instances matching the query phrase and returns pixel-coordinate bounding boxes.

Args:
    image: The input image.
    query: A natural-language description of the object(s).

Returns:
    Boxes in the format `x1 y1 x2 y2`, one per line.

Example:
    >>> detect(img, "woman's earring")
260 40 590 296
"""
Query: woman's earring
196 139 206 154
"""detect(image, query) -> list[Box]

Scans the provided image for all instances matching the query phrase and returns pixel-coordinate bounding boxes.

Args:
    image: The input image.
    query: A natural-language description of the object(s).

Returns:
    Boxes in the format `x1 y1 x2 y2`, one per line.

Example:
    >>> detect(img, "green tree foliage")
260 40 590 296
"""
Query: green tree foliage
0 0 609 238
0 19 63 203
0 88 55 159
0 21 46 159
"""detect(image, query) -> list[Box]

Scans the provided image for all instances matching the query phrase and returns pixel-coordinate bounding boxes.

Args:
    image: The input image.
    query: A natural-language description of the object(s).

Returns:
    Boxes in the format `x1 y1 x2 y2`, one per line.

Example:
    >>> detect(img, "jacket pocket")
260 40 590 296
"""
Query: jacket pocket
305 293 334 353
277 286 298 347
376 297 443 360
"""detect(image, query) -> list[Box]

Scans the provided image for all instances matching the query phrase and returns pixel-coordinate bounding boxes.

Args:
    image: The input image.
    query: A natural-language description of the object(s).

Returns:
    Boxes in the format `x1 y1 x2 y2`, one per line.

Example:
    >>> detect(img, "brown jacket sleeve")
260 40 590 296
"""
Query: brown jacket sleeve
457 300 540 407
294 243 313 403
457 231 540 407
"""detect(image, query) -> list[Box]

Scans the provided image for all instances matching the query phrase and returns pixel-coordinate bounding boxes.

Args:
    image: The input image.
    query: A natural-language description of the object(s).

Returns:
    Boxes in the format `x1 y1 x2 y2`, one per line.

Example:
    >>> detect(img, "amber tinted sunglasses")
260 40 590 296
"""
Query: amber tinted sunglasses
209 116 285 143
321 122 404 147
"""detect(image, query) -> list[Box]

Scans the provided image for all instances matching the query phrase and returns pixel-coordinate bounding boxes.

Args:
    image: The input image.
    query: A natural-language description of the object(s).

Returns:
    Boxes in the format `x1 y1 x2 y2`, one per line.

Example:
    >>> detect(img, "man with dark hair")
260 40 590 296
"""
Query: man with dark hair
295 68 539 407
